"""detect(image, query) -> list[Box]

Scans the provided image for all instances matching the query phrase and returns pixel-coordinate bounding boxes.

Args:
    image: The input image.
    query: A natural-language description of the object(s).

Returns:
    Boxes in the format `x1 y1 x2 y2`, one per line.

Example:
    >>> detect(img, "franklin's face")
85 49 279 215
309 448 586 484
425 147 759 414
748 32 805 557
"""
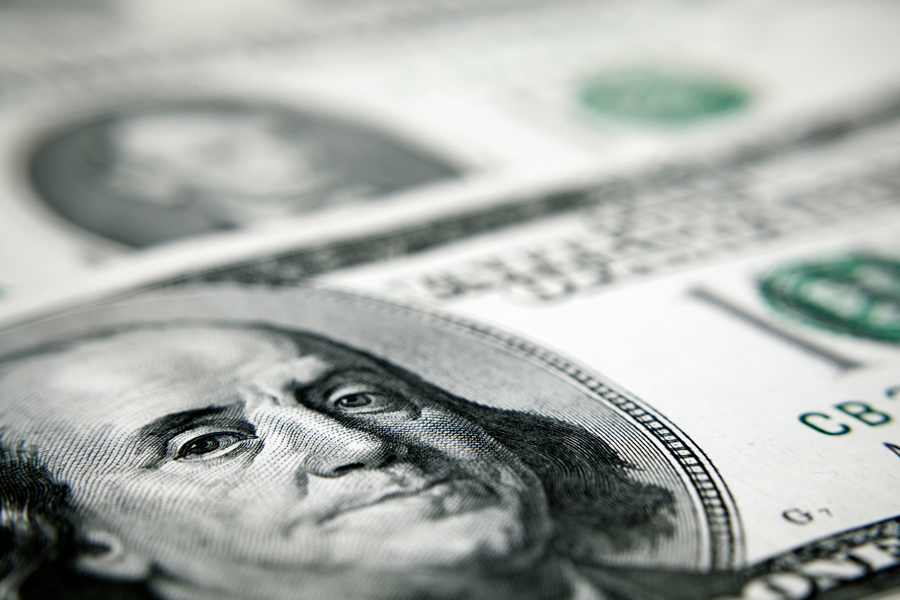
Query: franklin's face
0 326 549 599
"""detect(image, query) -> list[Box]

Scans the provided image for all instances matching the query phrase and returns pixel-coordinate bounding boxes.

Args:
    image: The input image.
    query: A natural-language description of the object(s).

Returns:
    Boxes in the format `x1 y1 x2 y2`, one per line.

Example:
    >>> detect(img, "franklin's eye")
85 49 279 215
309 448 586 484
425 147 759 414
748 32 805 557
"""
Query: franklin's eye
335 392 379 408
175 432 254 460
332 390 392 410
326 386 414 417
316 380 420 420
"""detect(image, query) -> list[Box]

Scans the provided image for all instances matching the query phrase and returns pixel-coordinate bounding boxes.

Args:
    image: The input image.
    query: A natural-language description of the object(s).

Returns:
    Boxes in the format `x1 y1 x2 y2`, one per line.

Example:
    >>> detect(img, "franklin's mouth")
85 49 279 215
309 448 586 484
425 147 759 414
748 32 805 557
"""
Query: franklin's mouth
316 477 501 524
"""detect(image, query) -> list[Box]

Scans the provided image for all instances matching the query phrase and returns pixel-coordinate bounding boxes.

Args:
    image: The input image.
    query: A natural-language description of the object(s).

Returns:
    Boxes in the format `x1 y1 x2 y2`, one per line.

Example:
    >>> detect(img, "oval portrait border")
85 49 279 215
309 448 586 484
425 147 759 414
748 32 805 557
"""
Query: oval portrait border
0 281 745 570
306 285 745 570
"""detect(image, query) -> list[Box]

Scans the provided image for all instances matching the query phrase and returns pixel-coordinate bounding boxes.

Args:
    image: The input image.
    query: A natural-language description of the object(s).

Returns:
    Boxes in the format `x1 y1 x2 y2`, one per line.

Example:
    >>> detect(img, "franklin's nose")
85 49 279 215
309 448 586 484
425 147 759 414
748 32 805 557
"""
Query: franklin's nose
256 405 400 477
304 432 399 478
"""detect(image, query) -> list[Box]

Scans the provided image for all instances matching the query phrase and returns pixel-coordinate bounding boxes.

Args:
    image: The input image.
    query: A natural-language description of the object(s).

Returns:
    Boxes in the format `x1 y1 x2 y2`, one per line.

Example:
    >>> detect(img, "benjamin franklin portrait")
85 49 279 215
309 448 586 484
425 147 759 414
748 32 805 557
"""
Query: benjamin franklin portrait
0 286 733 600
28 100 460 248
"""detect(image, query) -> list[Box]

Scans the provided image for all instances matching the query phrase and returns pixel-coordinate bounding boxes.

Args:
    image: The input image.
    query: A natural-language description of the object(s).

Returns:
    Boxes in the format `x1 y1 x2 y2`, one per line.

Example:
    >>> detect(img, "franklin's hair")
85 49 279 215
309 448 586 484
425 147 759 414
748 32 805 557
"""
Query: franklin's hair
0 323 674 599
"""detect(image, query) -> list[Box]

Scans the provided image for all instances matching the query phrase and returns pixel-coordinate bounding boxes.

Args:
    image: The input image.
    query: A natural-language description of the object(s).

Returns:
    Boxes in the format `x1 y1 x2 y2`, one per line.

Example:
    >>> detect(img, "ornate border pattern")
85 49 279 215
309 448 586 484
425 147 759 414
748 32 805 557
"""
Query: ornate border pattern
320 285 744 570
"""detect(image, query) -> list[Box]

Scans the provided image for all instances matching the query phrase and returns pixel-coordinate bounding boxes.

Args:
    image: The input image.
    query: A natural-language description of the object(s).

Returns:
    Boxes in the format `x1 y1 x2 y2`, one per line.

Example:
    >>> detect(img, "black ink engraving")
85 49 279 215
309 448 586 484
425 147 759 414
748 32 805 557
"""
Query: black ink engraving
0 323 677 599
0 285 740 599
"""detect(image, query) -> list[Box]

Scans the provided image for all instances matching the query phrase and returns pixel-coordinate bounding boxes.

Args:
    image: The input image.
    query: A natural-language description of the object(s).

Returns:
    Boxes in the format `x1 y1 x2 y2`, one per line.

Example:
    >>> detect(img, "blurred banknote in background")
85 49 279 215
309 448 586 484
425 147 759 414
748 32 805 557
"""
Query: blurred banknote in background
28 98 460 247
1 0 900 298
0 1 898 600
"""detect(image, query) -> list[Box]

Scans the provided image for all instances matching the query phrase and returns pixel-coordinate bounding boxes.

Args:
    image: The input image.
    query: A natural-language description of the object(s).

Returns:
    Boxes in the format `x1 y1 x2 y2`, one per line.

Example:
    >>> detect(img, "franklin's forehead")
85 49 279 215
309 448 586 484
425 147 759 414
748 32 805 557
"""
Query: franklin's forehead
8 326 299 379
0 325 376 426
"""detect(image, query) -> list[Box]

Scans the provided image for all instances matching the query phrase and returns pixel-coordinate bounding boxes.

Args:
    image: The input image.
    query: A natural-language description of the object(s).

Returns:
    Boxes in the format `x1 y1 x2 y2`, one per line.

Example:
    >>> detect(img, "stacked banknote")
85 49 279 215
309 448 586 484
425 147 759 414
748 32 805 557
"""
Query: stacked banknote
0 2 897 599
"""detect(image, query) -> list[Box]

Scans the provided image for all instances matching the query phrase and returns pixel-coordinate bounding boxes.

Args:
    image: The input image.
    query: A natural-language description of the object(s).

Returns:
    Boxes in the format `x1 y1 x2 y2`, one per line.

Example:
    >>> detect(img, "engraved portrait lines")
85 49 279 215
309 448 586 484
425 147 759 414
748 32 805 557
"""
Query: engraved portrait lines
0 285 740 599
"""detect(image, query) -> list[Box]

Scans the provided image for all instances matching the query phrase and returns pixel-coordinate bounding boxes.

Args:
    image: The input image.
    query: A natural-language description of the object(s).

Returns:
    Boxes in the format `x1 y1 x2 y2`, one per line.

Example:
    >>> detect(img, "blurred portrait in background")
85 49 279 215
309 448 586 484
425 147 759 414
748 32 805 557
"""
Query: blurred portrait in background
29 100 460 247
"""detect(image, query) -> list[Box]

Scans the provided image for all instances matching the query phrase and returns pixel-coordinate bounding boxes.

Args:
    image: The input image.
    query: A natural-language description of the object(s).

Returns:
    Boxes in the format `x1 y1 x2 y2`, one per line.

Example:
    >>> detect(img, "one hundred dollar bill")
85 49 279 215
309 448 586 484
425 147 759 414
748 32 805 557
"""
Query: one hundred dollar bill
0 76 898 599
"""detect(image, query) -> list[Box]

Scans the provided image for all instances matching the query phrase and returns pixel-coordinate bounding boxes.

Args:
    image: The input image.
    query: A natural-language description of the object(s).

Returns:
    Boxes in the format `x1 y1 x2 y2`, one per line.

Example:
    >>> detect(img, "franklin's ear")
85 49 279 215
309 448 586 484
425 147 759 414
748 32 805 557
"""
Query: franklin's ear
74 529 151 581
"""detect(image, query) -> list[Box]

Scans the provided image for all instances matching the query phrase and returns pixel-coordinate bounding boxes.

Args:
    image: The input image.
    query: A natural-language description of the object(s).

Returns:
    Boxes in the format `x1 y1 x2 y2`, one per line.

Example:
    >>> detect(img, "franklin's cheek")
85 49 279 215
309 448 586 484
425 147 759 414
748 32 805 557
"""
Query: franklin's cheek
393 410 477 453
399 411 519 476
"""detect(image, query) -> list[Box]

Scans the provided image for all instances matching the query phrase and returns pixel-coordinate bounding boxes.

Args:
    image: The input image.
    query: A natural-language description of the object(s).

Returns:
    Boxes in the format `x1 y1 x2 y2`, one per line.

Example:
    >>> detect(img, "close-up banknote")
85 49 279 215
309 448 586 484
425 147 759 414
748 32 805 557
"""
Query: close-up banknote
0 2 898 599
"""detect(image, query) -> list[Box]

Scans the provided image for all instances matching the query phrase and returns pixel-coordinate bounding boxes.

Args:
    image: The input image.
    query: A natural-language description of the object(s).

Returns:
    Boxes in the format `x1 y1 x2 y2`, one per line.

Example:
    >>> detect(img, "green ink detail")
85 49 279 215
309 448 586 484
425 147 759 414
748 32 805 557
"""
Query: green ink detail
580 67 750 125
760 253 900 344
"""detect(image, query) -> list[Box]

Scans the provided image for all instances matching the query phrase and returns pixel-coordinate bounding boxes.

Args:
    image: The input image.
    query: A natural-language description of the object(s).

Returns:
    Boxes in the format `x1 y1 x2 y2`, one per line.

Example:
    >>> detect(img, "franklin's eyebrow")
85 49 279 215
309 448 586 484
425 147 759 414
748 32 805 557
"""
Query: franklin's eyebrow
133 405 255 467
137 406 230 443
290 367 385 404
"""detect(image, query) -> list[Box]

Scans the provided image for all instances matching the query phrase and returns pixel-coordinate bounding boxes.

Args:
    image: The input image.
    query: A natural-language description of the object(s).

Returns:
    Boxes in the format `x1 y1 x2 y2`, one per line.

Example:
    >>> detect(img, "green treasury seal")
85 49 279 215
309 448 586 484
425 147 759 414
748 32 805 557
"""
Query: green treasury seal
760 253 900 344
579 66 750 125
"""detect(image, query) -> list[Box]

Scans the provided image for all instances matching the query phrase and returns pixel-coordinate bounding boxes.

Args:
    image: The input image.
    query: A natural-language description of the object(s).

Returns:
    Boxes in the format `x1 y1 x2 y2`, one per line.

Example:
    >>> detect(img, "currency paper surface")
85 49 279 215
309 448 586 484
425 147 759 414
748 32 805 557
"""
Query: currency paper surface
0 87 898 600
0 2 899 600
